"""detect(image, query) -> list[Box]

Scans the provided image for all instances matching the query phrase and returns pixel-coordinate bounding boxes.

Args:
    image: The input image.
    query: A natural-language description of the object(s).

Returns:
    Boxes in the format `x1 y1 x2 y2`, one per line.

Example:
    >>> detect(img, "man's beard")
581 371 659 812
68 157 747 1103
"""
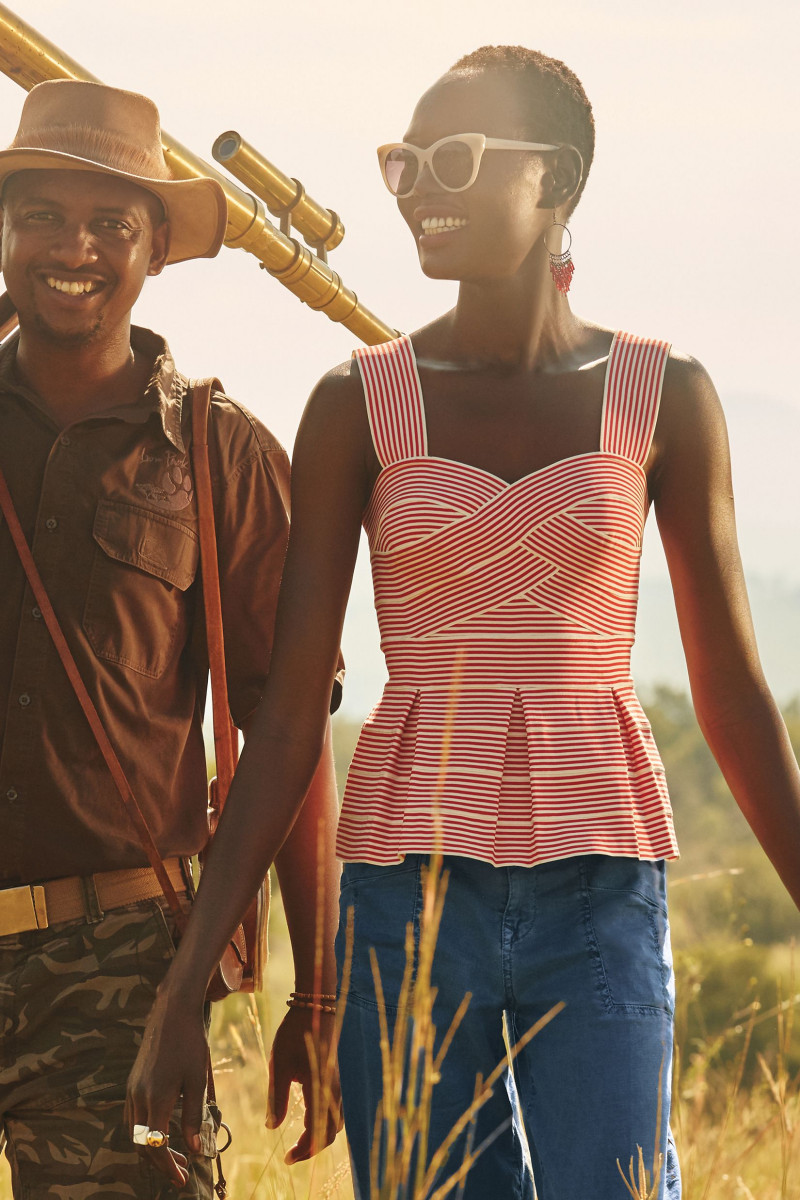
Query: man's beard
33 309 104 347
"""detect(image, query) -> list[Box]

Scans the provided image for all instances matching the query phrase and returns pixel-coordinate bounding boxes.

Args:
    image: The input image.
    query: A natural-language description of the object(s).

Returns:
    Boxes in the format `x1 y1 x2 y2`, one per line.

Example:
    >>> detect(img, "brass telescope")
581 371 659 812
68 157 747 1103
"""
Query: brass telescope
0 2 397 345
213 132 344 261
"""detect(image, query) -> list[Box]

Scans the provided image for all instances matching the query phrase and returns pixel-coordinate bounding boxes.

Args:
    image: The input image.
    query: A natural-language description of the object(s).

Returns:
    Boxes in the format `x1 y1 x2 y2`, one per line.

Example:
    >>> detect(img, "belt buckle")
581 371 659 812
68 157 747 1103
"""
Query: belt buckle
0 884 48 935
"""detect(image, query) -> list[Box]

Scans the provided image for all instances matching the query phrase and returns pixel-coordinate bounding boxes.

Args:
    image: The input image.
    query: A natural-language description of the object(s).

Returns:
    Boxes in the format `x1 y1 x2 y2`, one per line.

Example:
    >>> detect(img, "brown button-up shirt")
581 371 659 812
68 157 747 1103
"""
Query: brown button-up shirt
0 327 321 887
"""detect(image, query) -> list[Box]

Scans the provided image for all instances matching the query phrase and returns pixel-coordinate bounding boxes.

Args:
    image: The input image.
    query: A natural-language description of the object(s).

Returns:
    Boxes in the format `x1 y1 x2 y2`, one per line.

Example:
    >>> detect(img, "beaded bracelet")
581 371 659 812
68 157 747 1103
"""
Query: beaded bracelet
287 996 337 1014
290 991 337 1001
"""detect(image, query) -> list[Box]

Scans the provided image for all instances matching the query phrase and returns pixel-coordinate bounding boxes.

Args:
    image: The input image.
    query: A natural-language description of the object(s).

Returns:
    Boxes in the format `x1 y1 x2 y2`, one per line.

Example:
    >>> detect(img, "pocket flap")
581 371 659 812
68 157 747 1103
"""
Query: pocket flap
93 500 198 591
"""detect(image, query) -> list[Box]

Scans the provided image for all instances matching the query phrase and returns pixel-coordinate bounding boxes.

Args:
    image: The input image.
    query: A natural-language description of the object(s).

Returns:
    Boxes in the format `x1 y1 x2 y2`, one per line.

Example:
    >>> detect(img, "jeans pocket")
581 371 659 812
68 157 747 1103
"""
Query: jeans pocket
336 858 423 1014
581 859 674 1015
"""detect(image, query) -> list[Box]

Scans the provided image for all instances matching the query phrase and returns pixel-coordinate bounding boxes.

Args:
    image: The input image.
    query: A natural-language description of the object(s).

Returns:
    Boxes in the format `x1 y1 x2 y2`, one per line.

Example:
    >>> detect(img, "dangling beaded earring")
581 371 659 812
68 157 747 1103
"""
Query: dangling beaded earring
544 212 574 295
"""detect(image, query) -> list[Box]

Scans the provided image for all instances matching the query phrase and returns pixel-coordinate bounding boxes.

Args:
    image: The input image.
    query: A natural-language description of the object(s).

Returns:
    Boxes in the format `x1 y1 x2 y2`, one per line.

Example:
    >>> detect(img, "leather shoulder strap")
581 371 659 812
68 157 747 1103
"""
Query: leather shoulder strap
0 467 187 926
189 379 239 810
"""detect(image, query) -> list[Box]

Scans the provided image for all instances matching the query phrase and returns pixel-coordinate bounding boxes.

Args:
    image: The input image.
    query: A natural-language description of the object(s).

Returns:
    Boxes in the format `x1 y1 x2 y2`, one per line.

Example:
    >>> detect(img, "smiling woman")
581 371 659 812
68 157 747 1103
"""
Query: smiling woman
121 37 800 1200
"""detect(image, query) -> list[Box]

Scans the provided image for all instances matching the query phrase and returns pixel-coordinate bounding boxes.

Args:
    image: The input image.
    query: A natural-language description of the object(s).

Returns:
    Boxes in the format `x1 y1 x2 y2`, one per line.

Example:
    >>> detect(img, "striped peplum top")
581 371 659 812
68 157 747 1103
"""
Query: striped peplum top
336 331 680 868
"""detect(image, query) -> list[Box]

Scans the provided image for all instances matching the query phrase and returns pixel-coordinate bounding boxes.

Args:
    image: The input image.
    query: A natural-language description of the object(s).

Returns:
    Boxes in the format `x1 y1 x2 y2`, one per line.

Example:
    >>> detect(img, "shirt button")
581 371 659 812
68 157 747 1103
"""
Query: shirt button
18 693 31 707
45 517 58 531
32 606 42 620
60 435 71 447
6 788 17 801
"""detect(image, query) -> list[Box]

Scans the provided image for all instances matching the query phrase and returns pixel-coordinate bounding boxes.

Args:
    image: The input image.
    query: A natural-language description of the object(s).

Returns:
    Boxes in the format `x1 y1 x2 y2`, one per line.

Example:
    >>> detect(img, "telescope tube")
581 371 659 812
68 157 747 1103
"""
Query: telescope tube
214 132 344 254
0 2 397 345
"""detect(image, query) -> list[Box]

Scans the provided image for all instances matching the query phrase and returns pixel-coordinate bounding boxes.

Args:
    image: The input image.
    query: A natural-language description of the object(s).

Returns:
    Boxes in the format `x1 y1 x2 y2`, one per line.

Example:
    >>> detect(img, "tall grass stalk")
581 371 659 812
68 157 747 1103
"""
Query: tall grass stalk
341 655 565 1198
755 952 798 1199
356 845 564 1200
617 1145 663 1200
616 1055 665 1200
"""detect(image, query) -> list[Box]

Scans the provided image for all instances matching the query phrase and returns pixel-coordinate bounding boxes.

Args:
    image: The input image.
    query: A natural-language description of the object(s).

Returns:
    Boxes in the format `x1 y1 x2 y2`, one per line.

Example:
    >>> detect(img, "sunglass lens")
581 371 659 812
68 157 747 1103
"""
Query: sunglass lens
431 140 475 190
384 148 418 196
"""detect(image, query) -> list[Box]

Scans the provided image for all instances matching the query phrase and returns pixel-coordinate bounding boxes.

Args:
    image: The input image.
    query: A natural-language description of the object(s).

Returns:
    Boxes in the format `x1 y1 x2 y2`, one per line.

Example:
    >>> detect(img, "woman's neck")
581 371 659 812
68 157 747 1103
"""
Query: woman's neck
446 262 585 372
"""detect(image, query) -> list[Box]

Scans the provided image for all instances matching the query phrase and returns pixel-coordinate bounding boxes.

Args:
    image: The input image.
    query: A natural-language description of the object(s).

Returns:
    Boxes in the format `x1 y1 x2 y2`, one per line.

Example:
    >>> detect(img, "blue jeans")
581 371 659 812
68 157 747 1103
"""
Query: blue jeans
335 854 681 1200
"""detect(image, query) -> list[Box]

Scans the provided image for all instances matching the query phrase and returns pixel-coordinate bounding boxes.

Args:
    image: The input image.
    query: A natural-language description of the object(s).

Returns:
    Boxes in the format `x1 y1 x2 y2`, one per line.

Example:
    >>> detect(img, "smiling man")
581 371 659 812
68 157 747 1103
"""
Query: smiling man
0 81 342 1197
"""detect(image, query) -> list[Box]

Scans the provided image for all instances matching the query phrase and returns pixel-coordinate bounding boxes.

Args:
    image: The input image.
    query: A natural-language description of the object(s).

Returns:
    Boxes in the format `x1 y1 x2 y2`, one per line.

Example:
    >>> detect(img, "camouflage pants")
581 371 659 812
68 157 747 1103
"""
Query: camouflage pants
0 899 217 1199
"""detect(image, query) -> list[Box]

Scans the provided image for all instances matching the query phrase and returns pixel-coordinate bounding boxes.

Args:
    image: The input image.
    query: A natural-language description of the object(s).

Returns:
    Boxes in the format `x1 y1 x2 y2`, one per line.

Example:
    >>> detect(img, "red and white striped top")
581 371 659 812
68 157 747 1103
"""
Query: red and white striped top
337 331 679 868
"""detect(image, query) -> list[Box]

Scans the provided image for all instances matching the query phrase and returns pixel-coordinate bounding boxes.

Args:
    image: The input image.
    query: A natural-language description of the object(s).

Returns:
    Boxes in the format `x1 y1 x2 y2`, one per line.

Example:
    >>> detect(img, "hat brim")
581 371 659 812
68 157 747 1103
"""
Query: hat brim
0 147 227 264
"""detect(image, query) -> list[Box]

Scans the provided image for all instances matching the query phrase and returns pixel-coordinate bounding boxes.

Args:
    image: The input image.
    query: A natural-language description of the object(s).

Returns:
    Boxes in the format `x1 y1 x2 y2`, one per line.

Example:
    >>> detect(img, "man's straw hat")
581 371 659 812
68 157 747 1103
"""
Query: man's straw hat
0 80 227 264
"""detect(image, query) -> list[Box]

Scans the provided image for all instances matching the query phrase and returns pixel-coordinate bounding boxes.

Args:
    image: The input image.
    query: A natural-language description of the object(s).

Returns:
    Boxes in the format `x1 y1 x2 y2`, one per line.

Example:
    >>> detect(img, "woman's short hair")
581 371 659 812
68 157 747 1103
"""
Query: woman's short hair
449 45 595 216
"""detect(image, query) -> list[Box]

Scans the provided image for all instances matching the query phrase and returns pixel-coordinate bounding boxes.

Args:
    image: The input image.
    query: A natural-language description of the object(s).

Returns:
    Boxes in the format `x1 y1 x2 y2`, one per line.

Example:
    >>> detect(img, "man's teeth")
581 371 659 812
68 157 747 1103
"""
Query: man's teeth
46 277 98 295
420 216 469 235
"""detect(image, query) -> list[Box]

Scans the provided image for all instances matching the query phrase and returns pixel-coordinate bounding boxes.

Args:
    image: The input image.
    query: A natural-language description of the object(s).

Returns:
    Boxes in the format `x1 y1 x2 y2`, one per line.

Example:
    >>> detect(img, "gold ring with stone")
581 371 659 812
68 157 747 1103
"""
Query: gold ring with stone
145 1129 169 1148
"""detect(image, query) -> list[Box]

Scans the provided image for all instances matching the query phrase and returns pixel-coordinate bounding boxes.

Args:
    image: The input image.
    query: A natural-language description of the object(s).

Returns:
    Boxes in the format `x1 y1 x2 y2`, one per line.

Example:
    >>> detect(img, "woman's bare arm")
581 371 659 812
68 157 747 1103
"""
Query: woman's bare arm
652 354 800 908
126 360 375 1180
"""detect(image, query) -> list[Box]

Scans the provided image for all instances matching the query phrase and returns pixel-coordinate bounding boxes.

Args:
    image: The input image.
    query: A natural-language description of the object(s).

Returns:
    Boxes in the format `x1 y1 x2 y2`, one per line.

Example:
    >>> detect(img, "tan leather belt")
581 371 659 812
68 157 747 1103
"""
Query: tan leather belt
0 858 189 937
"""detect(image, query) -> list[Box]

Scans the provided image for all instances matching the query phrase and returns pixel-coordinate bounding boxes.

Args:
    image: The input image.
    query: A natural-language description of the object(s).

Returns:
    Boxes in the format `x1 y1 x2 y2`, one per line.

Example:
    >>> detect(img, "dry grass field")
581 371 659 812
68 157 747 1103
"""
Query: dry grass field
2 876 798 1199
3 698 799 1197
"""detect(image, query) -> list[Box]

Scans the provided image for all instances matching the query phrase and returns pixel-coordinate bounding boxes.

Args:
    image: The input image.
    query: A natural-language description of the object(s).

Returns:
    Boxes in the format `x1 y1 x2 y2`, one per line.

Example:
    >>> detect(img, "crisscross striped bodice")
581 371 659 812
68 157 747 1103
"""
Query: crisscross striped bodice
337 331 679 867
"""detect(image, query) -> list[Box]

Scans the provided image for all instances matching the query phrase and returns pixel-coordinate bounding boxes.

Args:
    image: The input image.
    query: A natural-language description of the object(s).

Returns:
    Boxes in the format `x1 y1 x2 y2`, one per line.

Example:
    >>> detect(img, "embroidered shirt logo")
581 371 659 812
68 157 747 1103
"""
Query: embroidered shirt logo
136 448 193 511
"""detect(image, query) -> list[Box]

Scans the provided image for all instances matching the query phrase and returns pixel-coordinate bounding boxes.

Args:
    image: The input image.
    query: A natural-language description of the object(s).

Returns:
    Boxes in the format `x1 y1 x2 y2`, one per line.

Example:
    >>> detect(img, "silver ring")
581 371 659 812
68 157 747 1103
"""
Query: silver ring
132 1124 169 1148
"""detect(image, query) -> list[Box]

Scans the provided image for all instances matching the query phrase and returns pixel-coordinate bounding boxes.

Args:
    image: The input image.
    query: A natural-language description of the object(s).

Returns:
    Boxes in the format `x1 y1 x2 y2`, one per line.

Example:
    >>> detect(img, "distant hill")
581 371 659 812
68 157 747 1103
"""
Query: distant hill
338 390 800 719
633 574 799 702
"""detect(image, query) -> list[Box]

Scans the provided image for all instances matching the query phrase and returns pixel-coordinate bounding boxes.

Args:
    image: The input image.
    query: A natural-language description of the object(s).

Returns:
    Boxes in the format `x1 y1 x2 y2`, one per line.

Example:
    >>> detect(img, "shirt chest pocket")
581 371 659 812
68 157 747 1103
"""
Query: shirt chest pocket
83 500 199 678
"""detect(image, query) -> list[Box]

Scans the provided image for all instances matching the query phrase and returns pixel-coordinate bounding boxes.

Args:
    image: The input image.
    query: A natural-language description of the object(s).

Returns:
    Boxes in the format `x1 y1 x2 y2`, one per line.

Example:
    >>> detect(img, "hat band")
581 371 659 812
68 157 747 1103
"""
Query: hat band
12 123 172 182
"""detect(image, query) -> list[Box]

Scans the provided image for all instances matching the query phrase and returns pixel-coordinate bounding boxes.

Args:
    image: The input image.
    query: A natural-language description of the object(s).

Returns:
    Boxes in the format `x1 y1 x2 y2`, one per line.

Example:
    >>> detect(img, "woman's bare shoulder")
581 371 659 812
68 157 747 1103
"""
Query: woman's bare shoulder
661 347 722 418
293 356 378 502
649 347 731 499
657 345 729 452
297 356 368 444
304 356 364 414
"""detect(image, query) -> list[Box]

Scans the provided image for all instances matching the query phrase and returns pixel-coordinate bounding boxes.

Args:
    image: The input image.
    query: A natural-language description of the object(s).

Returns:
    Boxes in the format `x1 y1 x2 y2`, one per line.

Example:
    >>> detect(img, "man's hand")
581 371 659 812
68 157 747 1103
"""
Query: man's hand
125 990 209 1187
266 1007 343 1163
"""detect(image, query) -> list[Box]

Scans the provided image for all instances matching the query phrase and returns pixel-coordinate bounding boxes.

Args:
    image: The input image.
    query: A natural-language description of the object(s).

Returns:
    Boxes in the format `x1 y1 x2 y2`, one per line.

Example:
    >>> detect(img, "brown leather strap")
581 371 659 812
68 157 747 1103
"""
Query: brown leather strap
190 380 239 809
0 468 188 930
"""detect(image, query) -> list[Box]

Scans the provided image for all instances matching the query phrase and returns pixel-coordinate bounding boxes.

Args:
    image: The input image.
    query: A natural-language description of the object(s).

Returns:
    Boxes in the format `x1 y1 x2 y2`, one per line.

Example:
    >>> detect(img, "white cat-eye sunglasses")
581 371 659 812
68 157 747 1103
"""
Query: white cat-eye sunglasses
377 132 560 198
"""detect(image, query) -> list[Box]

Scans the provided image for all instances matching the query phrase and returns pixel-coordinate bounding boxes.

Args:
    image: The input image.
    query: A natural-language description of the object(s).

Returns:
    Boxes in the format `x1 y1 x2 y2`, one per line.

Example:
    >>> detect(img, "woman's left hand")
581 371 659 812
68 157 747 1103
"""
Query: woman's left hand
266 1007 343 1163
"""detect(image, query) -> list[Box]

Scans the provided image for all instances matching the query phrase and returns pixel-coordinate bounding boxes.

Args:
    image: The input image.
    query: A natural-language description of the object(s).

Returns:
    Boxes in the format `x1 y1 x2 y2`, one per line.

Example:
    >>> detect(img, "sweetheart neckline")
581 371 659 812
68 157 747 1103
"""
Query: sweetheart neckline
373 449 647 492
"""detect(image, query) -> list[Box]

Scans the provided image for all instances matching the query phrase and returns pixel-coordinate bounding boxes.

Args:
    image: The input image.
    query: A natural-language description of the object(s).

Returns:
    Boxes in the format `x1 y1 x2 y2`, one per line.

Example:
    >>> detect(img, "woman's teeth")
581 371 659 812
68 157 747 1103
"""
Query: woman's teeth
46 277 98 295
420 216 469 235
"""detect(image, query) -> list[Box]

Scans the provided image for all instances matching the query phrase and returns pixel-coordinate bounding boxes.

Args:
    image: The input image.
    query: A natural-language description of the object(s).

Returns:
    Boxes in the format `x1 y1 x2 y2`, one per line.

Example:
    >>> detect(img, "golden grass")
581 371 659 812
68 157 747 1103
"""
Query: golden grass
1 885 798 1198
670 960 800 1200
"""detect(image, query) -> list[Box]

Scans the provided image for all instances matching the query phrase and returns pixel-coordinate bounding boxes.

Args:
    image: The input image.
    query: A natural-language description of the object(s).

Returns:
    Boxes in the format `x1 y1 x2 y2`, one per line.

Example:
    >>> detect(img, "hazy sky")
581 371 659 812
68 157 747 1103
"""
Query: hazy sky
2 0 798 427
0 0 798 711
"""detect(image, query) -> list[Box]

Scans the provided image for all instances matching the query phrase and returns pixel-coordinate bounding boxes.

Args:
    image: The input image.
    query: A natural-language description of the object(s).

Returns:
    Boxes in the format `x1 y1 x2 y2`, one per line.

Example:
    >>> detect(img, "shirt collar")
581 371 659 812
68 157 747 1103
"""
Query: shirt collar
0 326 187 453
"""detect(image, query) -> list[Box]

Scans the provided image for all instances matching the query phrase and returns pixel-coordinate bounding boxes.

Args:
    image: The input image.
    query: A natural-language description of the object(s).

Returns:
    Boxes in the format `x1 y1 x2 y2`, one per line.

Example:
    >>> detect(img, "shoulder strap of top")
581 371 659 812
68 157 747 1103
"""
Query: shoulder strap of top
600 332 671 466
353 334 428 468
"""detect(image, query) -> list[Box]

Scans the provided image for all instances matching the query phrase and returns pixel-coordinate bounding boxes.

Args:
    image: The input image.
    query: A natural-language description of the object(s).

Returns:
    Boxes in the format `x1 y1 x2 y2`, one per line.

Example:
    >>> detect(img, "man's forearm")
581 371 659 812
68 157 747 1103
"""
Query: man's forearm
274 720 341 992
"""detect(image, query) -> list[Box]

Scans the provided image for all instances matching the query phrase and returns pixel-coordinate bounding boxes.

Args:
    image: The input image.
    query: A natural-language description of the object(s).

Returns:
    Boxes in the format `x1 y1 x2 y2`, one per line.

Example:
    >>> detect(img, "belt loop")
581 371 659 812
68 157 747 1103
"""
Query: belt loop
81 875 105 924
